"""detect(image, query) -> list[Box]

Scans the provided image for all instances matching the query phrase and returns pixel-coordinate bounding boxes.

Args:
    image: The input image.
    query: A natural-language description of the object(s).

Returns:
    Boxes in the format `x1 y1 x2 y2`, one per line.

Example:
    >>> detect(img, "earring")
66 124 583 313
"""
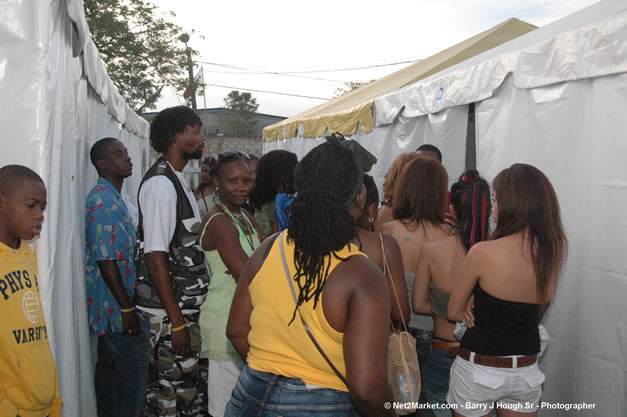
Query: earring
368 216 374 223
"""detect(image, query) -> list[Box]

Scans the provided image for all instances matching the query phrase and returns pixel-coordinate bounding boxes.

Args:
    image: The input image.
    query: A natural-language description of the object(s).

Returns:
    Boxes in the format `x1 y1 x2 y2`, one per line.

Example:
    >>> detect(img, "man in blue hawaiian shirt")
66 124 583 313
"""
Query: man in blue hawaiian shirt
85 137 150 417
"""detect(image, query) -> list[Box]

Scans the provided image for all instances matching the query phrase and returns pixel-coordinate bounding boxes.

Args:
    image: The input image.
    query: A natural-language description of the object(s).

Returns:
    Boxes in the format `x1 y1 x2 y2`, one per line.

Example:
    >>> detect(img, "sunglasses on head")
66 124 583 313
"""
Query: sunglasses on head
217 150 251 162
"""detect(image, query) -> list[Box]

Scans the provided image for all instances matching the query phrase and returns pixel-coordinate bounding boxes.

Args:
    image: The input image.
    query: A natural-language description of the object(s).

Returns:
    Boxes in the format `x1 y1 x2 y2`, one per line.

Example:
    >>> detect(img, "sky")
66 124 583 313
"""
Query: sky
150 0 600 117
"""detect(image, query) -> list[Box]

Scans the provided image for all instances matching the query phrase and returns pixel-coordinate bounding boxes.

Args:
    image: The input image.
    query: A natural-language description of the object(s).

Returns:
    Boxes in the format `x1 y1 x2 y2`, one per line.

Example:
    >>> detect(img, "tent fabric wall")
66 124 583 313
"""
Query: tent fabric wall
352 106 469 191
475 73 627 416
1 1 150 416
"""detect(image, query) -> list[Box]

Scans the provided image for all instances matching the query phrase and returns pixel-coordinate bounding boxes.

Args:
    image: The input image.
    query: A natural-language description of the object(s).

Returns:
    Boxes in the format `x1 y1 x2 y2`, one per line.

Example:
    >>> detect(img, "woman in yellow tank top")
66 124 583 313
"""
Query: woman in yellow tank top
225 140 398 417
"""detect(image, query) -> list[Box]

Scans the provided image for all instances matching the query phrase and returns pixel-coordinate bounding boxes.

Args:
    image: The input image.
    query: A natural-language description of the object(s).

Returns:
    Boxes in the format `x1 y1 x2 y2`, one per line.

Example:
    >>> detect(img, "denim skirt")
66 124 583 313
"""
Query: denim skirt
224 365 360 417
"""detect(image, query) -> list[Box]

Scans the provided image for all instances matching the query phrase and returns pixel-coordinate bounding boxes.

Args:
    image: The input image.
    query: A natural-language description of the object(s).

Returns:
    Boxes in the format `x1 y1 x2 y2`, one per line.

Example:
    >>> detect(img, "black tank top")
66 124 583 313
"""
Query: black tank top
461 285 541 356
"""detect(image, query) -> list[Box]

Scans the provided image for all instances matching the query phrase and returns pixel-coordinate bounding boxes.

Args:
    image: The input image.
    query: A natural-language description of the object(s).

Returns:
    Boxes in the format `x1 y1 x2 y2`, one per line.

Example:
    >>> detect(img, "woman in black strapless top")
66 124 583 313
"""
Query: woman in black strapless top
447 164 567 417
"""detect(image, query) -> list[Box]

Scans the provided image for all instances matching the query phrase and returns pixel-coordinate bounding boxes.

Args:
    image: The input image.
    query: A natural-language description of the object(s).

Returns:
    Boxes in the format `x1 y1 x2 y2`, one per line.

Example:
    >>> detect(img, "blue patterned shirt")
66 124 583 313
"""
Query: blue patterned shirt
85 178 138 335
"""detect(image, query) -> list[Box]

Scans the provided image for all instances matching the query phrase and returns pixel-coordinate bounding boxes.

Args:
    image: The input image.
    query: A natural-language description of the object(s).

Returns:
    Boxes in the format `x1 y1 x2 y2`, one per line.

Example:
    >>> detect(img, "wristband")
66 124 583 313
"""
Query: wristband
120 307 135 313
171 323 187 332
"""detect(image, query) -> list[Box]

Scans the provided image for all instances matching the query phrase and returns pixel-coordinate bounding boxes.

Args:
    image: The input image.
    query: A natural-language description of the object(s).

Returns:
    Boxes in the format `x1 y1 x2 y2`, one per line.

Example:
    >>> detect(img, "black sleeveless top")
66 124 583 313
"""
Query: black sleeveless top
461 285 541 356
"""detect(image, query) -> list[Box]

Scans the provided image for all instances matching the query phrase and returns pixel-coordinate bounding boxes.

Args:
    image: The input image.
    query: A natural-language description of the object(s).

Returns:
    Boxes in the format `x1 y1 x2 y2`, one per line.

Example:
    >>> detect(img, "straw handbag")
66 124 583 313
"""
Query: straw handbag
381 234 421 414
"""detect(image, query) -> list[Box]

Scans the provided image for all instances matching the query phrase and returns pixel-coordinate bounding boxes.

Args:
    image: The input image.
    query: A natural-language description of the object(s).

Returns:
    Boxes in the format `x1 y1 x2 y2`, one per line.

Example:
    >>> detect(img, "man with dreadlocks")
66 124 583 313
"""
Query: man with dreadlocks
224 140 397 416
134 106 210 417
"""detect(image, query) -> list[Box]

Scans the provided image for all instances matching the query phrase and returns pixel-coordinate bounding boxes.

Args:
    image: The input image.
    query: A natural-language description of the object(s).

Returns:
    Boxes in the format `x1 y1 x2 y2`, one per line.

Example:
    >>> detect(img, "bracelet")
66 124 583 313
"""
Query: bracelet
120 307 135 313
171 323 187 332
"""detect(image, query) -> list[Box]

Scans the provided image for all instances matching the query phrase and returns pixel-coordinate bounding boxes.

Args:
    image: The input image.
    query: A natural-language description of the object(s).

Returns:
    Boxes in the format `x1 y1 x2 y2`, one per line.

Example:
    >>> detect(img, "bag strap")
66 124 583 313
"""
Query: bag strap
380 233 408 333
278 232 350 389
260 233 280 265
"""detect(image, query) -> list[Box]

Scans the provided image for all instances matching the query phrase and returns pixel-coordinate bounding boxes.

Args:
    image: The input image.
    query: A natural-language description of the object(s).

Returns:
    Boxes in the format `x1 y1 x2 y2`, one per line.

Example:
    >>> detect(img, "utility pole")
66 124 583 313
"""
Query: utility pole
179 33 197 111
202 67 207 110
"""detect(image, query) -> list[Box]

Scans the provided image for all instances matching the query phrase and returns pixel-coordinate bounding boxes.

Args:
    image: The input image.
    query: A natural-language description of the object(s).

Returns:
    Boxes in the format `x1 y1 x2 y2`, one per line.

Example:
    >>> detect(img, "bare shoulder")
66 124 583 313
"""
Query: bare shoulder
380 219 396 233
380 232 402 258
467 239 493 255
204 208 239 240
421 235 454 260
336 253 385 288
205 207 229 228
424 235 455 251
380 232 398 247
463 240 493 265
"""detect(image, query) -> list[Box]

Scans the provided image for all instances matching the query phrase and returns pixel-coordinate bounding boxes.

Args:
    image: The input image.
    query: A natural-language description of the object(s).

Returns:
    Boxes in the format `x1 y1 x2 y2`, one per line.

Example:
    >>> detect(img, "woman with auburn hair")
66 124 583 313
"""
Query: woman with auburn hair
447 163 567 417
373 152 420 232
382 157 452 371
413 169 491 416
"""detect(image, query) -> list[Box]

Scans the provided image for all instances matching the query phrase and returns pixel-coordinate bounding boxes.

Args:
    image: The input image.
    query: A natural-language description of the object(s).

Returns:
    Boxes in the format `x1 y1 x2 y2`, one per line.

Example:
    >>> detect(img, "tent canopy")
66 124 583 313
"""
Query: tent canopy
375 0 627 125
263 17 536 141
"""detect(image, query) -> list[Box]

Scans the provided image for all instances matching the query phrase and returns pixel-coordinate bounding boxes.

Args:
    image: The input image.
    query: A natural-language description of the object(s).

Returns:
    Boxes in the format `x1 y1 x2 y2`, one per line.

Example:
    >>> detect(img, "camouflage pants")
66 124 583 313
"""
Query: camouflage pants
140 311 203 417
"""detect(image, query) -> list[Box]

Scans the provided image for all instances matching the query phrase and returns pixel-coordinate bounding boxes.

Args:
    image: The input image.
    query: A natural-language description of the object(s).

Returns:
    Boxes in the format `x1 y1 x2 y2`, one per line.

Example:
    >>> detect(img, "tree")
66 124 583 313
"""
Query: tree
333 80 376 98
84 0 199 111
223 91 260 136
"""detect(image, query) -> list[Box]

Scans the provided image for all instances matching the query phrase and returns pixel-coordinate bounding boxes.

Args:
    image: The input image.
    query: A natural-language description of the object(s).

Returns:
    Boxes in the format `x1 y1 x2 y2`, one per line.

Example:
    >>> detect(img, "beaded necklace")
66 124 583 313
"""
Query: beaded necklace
215 198 256 252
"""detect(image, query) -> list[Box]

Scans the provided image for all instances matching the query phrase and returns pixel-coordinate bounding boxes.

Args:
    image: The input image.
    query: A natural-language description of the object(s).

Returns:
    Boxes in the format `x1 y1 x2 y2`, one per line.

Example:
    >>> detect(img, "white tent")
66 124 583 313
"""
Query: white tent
1 1 149 416
263 17 537 190
265 0 626 415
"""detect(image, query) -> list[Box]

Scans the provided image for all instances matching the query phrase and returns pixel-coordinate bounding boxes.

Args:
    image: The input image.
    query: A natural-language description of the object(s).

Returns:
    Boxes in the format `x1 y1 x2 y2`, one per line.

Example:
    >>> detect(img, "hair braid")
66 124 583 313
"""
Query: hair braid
286 141 363 323
451 169 491 252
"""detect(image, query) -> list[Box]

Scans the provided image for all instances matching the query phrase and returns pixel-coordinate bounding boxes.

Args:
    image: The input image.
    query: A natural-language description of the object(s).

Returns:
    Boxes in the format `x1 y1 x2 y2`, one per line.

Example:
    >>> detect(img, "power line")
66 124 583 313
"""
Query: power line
198 67 346 83
196 59 422 75
282 59 422 73
195 61 346 83
203 83 330 100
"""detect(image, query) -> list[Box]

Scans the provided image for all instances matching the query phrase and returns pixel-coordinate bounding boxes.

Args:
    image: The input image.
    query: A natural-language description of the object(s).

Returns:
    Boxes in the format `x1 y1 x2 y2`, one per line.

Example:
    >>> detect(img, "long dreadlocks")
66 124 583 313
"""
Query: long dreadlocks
287 140 363 322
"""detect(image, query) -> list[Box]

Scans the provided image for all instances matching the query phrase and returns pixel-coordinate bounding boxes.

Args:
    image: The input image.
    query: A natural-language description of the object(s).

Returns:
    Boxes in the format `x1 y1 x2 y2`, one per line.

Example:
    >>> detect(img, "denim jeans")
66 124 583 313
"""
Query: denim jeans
423 348 455 417
95 330 151 417
224 365 360 417
408 327 433 384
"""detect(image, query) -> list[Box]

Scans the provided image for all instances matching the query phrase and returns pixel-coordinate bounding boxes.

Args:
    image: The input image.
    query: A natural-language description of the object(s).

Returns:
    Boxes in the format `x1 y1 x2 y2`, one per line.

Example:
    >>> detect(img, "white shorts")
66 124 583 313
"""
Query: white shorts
446 355 545 417
208 359 244 417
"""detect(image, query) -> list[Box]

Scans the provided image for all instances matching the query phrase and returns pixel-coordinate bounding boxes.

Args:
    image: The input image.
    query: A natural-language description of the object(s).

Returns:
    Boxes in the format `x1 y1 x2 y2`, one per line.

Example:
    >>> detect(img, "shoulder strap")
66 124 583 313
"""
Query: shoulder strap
218 202 254 240
199 212 226 249
380 233 408 332
279 232 349 389
260 233 280 265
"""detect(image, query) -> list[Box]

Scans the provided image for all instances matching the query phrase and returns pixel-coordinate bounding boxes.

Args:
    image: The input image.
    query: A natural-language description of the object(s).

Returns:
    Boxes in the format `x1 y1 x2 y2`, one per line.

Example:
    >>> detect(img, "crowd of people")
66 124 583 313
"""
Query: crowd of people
0 105 567 417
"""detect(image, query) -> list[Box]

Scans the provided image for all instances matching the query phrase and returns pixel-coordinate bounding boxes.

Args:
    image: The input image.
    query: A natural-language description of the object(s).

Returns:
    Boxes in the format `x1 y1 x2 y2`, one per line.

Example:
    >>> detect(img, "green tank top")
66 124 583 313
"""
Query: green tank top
198 210 260 361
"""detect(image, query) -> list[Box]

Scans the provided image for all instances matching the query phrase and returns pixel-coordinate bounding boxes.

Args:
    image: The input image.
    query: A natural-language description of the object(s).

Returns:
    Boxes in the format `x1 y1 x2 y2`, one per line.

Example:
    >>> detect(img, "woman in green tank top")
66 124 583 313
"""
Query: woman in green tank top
198 150 265 417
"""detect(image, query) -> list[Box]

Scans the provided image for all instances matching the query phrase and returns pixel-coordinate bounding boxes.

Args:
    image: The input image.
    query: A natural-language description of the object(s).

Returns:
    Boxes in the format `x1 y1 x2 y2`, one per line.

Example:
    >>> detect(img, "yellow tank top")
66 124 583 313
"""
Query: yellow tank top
247 232 366 392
